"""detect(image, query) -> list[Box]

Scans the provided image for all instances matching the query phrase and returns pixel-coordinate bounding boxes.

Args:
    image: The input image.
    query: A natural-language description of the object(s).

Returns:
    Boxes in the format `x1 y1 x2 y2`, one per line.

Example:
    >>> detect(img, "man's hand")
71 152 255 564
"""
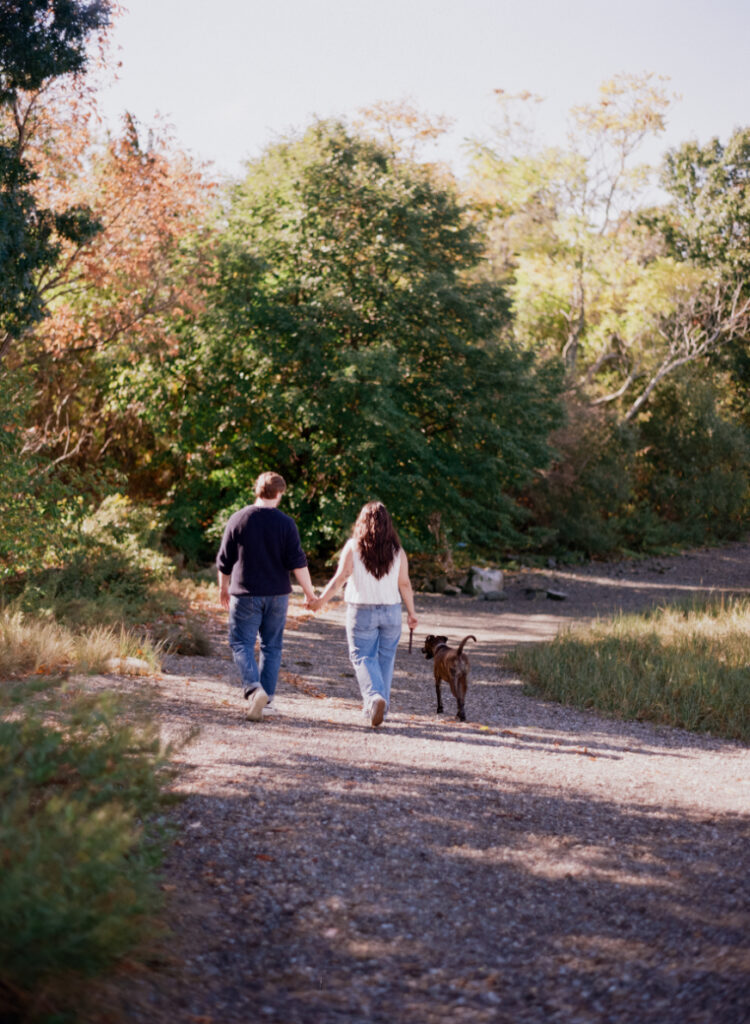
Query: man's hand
218 570 231 611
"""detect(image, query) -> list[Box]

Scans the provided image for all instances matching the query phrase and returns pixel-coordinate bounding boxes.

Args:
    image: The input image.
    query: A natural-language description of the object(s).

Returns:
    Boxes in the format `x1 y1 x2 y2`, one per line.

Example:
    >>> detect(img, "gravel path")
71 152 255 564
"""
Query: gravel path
94 543 750 1024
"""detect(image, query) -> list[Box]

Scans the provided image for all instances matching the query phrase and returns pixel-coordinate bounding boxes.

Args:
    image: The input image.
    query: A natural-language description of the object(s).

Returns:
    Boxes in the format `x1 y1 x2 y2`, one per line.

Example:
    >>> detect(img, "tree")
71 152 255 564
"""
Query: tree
0 0 112 356
658 128 750 276
0 1 111 97
163 120 562 557
648 128 750 408
16 104 214 482
471 80 750 425
0 0 114 577
0 1 214 578
354 97 454 163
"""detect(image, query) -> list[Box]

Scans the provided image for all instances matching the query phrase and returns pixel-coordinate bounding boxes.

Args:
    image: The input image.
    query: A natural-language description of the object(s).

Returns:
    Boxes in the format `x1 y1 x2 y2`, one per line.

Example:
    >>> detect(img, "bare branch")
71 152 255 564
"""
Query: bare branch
590 366 643 406
620 283 750 423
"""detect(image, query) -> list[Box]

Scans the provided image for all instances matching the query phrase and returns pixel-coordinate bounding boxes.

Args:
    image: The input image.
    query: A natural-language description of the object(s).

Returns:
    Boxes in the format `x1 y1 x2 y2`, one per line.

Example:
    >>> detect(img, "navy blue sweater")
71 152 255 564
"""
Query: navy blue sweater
216 505 308 596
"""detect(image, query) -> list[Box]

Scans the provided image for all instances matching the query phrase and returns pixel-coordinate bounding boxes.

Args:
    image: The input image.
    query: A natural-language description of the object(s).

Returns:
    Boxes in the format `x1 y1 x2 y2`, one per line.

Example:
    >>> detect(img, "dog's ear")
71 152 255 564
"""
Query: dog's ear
436 636 448 645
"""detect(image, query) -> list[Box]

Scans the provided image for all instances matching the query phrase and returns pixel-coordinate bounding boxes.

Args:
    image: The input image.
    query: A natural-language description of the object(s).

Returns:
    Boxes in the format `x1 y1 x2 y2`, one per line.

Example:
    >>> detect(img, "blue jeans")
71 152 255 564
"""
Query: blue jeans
228 594 289 699
346 603 402 711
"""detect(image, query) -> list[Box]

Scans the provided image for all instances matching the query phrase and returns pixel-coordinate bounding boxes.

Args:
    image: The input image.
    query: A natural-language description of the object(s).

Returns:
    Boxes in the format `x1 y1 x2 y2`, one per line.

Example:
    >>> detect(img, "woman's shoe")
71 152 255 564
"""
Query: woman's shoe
370 696 386 727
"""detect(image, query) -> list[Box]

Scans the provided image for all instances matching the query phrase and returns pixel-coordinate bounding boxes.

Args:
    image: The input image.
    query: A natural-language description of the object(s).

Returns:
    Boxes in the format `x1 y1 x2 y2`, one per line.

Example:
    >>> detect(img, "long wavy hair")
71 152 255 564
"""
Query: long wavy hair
352 502 401 580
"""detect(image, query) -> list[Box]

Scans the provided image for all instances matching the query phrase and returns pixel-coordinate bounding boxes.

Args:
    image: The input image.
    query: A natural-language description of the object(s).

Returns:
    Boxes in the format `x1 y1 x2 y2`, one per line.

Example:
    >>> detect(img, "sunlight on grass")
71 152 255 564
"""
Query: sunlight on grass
0 609 163 679
0 610 74 676
72 624 123 674
505 596 750 741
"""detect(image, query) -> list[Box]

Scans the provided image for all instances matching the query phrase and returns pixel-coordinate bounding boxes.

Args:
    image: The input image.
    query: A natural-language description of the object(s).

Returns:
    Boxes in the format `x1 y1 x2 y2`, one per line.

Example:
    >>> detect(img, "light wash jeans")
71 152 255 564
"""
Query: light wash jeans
228 594 289 699
346 603 402 712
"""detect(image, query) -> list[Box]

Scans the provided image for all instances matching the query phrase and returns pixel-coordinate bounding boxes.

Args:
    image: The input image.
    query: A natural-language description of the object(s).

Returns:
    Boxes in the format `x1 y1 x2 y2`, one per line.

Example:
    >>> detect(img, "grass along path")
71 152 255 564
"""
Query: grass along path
506 597 750 742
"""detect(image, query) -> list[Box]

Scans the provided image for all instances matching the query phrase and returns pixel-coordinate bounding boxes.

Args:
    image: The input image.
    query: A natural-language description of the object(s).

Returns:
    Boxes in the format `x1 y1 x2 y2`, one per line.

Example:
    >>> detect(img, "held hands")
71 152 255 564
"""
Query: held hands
304 592 323 612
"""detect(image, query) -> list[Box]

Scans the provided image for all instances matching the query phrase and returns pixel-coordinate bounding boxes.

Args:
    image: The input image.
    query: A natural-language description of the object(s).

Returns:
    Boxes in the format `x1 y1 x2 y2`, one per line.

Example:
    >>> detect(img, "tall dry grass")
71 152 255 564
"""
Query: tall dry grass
0 609 162 679
505 596 750 742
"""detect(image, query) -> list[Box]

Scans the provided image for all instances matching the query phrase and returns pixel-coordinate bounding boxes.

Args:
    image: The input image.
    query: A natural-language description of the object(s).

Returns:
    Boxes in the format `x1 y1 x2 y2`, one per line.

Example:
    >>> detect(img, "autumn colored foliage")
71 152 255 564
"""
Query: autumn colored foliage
3 73 214 483
2 8 750 573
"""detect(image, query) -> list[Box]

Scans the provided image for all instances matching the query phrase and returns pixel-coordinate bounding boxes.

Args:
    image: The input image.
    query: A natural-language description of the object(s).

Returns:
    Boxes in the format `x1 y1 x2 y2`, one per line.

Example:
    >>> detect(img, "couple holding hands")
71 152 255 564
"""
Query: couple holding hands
217 472 419 727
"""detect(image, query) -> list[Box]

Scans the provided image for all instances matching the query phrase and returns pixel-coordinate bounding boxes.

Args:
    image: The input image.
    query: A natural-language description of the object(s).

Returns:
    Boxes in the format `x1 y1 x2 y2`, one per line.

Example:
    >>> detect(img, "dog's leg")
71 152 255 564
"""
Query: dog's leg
454 671 467 722
435 676 444 714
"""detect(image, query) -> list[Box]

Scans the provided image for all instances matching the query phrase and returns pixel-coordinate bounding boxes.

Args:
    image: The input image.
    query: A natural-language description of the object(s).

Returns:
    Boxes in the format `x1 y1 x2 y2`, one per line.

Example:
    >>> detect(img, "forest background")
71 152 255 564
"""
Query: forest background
3 0 750 602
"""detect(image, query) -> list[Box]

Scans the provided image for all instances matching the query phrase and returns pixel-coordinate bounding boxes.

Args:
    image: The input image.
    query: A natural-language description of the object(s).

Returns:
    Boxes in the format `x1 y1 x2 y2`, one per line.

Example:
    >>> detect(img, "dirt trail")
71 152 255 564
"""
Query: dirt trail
95 543 750 1024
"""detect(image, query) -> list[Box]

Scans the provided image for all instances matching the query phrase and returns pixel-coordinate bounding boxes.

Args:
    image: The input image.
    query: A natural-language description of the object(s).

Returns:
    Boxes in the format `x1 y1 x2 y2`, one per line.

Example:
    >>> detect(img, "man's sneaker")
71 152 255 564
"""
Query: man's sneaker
245 686 269 722
370 696 386 727
262 700 279 716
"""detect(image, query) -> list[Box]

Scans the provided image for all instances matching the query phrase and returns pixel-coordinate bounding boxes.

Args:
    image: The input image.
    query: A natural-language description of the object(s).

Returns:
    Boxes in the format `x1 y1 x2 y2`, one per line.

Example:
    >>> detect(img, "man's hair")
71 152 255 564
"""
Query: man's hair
352 502 401 579
254 472 287 500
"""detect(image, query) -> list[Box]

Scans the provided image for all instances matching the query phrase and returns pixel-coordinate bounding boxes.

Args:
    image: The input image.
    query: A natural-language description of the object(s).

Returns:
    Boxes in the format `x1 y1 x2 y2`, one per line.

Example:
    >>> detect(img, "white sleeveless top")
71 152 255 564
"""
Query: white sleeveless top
342 538 402 605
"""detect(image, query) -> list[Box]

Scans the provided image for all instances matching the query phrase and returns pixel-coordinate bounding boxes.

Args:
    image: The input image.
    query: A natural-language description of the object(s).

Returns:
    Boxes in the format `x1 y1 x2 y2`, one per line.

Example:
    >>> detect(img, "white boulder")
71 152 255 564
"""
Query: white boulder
468 566 504 595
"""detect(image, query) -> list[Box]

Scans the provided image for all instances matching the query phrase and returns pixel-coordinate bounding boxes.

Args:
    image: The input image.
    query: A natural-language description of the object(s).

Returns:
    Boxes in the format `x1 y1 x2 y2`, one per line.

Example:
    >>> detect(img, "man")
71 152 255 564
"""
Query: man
217 472 316 721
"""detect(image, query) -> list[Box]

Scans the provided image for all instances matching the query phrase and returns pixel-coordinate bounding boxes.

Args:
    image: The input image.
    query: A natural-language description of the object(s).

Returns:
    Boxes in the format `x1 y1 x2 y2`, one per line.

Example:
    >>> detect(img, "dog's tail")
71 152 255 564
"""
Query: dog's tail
457 635 477 656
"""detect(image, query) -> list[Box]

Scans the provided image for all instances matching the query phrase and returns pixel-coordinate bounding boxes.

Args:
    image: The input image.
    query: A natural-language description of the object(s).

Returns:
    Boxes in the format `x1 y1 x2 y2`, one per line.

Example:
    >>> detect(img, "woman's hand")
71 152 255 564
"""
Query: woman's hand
407 612 418 630
308 546 352 613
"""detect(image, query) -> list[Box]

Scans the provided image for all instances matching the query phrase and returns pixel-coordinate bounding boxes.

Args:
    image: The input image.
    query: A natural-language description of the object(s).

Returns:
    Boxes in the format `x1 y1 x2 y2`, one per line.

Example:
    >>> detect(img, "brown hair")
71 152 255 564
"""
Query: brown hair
254 472 287 500
352 502 401 579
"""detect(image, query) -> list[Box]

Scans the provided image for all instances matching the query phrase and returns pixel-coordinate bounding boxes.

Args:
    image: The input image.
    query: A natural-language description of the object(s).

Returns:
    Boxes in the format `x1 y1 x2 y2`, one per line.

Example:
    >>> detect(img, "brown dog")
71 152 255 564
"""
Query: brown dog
421 634 477 722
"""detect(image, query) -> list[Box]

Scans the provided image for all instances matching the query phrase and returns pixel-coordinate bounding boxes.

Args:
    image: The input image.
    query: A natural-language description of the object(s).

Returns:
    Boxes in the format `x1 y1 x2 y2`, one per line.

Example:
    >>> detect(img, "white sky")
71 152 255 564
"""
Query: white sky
98 0 750 180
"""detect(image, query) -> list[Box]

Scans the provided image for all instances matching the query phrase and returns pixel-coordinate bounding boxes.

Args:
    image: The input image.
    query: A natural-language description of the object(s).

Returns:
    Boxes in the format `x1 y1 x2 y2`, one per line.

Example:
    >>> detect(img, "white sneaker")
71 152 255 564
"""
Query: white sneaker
245 687 269 722
370 696 386 727
262 700 279 716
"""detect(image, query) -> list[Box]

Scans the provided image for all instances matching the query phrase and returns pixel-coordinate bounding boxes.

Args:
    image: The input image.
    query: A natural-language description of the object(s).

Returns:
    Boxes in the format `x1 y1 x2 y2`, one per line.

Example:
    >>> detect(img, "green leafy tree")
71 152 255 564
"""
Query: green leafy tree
0 0 111 356
468 75 745 423
651 128 750 405
634 370 750 545
0 1 112 577
162 120 562 557
471 83 750 552
470 74 675 372
658 128 750 275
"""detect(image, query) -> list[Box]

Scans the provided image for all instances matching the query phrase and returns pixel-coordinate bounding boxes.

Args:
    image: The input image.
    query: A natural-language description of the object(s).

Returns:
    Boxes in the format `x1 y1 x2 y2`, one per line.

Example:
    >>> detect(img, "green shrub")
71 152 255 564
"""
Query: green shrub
520 403 639 558
3 495 175 627
0 689 177 1021
0 369 74 582
521 374 750 559
632 373 750 547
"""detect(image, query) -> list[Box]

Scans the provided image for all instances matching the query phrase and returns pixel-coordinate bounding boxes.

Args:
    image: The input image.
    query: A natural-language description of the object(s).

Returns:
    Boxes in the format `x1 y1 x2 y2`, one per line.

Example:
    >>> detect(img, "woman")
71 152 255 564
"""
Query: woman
308 502 418 727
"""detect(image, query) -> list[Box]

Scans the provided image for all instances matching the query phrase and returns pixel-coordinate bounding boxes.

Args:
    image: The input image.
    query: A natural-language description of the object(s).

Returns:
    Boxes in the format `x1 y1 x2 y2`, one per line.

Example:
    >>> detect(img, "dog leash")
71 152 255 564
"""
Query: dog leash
408 628 413 653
